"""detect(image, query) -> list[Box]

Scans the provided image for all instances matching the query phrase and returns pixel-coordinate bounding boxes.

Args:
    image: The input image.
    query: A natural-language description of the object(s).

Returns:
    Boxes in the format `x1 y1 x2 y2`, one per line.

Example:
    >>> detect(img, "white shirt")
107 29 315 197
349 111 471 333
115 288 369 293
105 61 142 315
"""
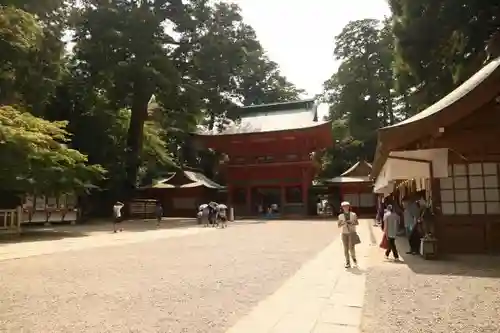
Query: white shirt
337 211 358 234
383 212 400 238
113 204 123 218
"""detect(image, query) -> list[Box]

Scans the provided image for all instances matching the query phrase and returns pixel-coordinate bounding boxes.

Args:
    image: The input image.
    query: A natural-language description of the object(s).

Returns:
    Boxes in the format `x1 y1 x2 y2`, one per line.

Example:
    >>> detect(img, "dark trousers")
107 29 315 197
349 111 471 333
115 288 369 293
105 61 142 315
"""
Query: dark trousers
385 237 399 259
408 228 421 253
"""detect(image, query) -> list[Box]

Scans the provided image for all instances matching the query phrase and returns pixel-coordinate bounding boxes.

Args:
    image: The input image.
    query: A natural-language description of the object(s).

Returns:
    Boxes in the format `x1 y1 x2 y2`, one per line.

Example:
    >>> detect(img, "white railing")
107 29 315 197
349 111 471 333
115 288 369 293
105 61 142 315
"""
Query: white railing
0 207 22 233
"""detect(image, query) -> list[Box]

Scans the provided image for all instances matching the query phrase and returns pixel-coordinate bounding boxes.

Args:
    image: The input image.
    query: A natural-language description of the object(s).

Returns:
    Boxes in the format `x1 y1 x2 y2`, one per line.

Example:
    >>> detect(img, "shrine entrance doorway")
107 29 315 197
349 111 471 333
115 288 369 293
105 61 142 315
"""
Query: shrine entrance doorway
251 187 281 214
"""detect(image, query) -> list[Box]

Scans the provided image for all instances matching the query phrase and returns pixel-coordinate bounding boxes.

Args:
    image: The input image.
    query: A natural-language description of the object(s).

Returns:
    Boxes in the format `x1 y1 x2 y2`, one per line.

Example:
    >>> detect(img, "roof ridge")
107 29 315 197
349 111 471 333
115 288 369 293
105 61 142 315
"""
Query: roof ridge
242 98 316 109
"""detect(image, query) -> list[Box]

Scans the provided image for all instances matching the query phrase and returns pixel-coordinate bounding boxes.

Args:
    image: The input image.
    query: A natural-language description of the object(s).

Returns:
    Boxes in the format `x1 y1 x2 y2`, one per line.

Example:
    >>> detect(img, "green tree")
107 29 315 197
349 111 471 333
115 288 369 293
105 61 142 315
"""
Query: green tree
0 105 104 194
321 19 397 177
389 0 500 110
0 2 68 113
71 0 190 193
135 0 302 177
46 68 176 194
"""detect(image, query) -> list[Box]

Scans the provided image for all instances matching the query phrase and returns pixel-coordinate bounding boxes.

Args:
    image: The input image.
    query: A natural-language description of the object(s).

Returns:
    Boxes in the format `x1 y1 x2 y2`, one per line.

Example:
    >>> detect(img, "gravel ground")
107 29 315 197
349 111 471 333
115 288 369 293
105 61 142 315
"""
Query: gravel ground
0 220 336 333
362 238 500 333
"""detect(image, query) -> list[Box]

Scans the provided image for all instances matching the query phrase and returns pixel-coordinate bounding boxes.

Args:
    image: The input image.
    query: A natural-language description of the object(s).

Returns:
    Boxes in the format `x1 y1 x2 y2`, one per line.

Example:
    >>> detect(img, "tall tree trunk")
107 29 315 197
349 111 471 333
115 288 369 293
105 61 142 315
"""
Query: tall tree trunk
387 95 395 125
124 84 152 198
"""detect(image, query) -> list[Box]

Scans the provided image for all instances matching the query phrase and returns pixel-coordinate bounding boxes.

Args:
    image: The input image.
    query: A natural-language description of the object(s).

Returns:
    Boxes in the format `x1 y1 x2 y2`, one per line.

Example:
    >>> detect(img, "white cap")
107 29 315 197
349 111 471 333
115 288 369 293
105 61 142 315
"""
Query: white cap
341 201 350 207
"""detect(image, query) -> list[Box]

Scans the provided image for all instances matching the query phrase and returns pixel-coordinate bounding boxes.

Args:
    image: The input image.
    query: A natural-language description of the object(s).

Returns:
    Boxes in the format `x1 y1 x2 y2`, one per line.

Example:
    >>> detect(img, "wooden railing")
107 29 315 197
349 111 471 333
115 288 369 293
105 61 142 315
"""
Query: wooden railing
0 207 22 233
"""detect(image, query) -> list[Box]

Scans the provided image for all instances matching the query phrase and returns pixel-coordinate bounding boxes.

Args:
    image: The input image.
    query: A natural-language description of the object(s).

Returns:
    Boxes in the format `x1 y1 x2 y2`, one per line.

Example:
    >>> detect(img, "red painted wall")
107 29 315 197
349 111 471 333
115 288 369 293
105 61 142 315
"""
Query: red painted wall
225 164 309 181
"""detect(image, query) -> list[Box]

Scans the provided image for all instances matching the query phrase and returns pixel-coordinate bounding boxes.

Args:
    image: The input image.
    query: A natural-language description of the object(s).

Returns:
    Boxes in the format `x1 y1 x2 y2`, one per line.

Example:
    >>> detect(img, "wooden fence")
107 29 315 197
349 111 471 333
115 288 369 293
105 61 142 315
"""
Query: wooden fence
0 207 22 234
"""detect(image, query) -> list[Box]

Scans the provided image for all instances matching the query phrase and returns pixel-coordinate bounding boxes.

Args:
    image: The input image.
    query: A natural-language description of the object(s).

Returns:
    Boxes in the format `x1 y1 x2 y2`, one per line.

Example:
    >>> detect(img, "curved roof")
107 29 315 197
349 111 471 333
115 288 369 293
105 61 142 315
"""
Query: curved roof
196 117 331 136
196 98 325 137
382 56 500 131
372 56 500 179
140 171 224 189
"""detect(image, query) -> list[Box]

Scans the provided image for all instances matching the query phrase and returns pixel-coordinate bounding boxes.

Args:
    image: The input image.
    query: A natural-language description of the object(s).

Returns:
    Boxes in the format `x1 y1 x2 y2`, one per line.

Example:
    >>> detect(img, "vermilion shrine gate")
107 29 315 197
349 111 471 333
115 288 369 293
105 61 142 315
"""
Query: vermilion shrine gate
195 99 332 216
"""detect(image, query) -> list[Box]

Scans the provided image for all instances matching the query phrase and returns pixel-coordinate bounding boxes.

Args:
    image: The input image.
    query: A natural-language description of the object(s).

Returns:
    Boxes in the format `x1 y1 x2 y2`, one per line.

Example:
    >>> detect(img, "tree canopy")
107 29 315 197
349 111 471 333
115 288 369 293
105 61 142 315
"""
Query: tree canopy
322 19 400 176
389 0 500 110
321 2 499 178
0 0 302 200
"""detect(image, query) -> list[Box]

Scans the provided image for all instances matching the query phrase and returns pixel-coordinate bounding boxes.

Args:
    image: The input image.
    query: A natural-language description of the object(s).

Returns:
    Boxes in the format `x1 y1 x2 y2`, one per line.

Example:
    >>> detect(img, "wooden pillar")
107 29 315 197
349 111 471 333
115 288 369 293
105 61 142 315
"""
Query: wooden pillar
227 184 233 208
246 186 252 216
302 168 309 215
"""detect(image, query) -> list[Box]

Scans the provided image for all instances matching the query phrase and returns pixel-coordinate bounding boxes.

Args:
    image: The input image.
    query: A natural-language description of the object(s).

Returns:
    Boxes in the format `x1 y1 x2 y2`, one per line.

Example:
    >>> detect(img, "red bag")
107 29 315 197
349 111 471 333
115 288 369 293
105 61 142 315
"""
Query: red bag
379 234 389 250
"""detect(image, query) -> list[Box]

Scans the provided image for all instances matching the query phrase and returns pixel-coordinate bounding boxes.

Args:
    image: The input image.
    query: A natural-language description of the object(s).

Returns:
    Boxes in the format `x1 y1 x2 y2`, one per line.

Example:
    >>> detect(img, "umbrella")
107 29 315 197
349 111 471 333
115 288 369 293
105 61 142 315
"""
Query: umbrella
199 204 208 210
208 201 218 208
217 204 228 209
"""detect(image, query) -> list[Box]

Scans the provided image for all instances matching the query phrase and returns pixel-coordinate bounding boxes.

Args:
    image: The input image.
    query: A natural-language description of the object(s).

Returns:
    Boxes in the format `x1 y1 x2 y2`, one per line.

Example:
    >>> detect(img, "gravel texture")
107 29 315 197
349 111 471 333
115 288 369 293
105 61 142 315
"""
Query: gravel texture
361 238 500 333
0 220 336 333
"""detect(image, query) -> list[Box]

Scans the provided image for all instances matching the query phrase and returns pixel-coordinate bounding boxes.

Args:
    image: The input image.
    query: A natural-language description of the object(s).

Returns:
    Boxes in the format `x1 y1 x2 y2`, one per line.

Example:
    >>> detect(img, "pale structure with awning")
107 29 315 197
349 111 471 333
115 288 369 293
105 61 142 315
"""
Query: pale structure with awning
373 148 449 194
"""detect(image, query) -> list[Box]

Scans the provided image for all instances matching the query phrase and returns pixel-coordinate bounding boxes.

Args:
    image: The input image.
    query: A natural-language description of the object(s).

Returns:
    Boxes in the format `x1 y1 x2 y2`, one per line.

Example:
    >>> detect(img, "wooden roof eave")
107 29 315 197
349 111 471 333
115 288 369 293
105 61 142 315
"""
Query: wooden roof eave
371 57 500 180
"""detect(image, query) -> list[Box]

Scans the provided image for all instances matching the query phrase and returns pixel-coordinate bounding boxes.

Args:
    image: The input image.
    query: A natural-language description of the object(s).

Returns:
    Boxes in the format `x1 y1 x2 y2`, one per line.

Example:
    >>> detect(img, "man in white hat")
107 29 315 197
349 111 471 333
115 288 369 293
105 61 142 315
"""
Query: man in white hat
338 201 359 268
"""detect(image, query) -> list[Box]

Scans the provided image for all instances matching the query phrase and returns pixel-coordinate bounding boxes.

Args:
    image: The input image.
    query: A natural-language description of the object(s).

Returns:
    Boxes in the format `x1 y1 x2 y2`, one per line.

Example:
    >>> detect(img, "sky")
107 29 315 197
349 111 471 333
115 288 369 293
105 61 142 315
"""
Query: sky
231 0 391 99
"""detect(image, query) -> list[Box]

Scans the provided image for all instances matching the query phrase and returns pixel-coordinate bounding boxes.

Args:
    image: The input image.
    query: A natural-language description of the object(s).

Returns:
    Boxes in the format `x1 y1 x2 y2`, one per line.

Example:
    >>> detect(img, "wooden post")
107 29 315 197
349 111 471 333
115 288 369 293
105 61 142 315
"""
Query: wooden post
227 184 232 206
302 168 308 215
16 206 22 233
280 185 286 214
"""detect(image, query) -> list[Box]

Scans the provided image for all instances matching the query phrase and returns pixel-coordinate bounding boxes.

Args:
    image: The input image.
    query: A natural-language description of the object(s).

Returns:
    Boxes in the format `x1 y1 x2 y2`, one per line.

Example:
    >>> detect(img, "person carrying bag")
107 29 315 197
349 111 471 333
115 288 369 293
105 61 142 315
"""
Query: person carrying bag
338 201 360 268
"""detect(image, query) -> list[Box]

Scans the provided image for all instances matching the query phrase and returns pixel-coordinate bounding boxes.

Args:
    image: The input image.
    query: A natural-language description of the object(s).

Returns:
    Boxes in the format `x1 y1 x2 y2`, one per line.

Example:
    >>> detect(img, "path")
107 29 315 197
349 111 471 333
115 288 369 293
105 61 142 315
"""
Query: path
225 219 376 333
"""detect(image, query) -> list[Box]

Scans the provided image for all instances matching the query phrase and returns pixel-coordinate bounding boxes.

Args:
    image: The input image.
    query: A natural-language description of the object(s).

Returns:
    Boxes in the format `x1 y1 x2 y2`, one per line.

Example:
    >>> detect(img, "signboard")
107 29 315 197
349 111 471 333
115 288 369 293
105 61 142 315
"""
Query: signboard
47 197 57 210
23 196 34 209
58 194 66 208
35 196 46 210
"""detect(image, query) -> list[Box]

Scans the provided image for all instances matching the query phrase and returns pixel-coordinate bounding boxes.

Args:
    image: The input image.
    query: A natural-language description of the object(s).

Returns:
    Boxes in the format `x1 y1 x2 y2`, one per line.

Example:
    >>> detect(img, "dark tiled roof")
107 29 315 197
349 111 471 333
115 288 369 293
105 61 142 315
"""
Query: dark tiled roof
197 99 325 135
141 171 224 189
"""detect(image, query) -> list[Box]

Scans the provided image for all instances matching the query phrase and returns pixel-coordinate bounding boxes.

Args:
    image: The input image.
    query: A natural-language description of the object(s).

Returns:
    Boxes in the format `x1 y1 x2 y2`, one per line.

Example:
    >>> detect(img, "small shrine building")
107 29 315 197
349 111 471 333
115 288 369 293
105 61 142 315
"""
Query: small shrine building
194 99 332 217
325 160 376 215
137 170 225 217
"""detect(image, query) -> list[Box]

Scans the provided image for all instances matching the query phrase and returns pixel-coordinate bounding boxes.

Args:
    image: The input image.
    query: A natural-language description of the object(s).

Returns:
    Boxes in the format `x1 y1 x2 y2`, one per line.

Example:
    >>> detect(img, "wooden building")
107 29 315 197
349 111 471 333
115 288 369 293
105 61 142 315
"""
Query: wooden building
372 56 500 254
194 99 332 217
137 170 225 217
325 161 376 215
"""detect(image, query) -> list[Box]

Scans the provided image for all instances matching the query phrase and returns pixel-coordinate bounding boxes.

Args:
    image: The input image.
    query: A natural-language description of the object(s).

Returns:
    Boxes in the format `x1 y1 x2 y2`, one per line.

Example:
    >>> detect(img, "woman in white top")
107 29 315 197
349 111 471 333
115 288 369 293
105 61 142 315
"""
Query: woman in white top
338 201 359 268
112 201 124 233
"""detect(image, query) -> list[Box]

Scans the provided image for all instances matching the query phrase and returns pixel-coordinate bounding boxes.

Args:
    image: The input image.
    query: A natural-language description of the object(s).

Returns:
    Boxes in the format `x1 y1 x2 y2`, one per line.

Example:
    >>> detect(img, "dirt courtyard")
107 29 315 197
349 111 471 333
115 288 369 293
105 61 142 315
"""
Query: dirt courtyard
0 220 337 333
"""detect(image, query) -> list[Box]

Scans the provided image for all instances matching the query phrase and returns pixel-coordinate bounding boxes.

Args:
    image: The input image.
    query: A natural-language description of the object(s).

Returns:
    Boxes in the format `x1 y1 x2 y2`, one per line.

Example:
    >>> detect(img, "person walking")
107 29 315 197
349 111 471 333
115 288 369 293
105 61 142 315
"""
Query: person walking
155 201 163 227
383 204 400 261
112 201 124 233
338 201 359 268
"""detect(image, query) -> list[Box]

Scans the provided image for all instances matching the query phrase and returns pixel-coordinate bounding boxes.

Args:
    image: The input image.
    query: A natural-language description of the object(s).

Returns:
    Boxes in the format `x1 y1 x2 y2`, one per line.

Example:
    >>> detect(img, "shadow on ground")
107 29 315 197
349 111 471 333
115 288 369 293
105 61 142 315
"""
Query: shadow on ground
393 236 500 278
0 218 198 244
0 229 89 244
